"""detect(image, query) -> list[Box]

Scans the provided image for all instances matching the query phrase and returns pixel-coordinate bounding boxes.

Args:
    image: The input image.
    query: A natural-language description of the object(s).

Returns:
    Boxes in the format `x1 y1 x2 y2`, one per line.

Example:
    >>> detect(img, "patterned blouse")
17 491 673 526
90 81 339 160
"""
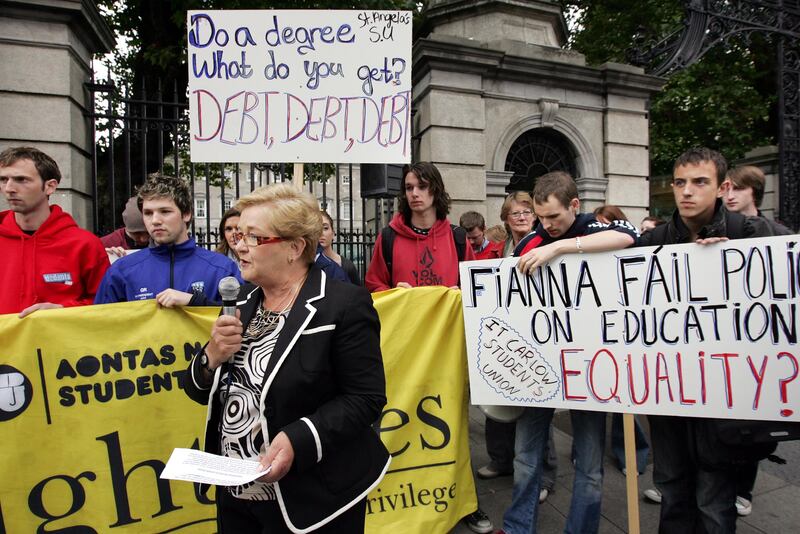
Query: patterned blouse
219 306 286 500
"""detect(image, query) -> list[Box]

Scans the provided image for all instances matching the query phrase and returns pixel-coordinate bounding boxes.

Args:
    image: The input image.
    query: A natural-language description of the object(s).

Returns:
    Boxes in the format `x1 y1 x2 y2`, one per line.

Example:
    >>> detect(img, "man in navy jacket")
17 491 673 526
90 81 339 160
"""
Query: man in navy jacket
94 174 241 307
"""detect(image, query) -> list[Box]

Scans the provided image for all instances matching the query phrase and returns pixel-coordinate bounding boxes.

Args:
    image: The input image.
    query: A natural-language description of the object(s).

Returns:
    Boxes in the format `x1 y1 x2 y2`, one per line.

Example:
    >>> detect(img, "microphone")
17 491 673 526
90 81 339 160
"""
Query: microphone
217 277 240 394
218 276 240 316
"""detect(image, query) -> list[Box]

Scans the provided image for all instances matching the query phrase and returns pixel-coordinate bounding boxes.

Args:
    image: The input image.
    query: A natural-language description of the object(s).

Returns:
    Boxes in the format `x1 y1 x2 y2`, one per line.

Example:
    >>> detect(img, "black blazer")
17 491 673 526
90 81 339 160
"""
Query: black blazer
185 266 391 533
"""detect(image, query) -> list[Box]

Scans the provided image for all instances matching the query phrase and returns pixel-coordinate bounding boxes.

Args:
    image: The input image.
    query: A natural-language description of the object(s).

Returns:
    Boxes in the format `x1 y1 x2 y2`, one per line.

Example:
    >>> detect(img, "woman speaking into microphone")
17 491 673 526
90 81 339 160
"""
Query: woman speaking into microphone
184 183 390 533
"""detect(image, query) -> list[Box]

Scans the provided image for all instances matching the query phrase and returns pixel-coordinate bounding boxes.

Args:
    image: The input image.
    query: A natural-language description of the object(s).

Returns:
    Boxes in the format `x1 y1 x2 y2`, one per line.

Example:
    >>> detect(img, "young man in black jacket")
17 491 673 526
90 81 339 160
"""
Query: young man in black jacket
639 148 774 533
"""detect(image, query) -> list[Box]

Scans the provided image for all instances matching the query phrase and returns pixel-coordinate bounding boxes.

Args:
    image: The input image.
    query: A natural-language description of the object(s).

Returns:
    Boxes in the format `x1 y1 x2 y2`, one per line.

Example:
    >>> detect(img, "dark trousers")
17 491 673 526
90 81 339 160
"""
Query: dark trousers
485 417 516 472
649 415 737 534
735 461 759 501
217 488 367 533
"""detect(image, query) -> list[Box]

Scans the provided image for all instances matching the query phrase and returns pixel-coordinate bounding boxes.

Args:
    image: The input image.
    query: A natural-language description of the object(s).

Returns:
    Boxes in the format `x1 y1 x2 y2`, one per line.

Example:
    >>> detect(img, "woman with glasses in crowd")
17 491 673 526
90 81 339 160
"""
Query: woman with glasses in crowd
478 191 558 504
185 183 389 533
500 192 536 257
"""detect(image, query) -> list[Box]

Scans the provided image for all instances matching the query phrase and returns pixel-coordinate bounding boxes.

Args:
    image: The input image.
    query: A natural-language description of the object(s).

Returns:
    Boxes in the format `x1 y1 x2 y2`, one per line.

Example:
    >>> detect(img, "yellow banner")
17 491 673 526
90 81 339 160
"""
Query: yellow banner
366 288 478 533
0 300 218 533
1 289 476 533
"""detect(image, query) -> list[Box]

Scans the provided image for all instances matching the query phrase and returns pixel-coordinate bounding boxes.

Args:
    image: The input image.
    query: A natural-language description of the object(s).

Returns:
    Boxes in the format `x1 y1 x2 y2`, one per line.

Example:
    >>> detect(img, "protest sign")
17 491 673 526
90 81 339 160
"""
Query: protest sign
460 235 800 422
187 10 412 163
2 289 474 533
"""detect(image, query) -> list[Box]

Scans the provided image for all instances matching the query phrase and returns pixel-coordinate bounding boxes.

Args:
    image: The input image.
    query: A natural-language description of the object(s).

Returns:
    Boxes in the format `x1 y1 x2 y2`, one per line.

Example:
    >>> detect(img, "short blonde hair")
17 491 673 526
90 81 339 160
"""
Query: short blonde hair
236 183 322 265
500 191 533 222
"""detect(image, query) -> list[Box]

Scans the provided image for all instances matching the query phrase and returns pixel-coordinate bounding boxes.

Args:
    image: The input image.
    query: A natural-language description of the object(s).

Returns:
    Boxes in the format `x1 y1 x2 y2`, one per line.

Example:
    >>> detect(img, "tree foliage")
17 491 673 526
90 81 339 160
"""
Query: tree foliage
562 0 776 175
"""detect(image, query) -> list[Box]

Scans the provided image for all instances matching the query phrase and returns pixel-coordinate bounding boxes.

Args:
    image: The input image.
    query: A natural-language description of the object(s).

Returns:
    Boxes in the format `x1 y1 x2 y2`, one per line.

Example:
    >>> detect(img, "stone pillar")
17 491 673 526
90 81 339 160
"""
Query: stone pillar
414 1 664 226
600 62 660 224
0 0 114 229
485 170 513 227
414 66 487 224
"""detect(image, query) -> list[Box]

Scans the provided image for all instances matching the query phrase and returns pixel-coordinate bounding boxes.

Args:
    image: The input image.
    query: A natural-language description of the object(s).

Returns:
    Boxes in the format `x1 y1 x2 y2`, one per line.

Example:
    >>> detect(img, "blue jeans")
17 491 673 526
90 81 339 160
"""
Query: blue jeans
649 415 737 534
503 408 606 534
541 424 558 491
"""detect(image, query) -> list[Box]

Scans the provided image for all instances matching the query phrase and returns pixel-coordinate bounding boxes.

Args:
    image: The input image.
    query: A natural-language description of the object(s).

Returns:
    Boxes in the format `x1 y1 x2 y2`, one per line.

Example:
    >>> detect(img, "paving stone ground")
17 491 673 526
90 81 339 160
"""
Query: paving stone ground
449 406 800 534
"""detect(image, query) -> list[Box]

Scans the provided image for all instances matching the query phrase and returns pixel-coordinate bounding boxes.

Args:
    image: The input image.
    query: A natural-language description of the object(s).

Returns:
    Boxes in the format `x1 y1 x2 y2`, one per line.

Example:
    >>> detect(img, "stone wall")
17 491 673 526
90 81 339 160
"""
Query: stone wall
0 0 113 229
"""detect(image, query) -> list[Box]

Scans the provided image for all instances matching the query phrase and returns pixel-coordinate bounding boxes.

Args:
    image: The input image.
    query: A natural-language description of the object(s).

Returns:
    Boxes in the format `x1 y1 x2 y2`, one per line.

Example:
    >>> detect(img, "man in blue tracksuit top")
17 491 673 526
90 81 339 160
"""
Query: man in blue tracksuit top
94 174 241 307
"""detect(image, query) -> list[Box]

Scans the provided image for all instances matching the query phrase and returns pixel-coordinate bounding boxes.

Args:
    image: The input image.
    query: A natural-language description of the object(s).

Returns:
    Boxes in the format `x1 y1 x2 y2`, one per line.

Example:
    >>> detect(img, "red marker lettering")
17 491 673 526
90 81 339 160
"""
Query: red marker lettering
746 355 768 409
560 349 586 401
627 353 650 405
777 351 798 417
589 349 618 402
655 352 674 404
676 352 696 405
710 353 738 408
699 351 707 404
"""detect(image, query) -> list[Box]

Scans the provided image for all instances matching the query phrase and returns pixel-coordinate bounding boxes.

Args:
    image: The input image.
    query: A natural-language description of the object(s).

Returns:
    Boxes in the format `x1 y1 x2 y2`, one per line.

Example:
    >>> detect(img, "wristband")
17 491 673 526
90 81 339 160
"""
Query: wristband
576 236 583 253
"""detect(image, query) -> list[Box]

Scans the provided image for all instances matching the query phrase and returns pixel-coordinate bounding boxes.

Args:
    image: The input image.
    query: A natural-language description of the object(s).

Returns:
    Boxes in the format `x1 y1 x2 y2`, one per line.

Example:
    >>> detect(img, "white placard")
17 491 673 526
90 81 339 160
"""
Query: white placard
160 448 265 486
460 235 800 422
187 10 412 163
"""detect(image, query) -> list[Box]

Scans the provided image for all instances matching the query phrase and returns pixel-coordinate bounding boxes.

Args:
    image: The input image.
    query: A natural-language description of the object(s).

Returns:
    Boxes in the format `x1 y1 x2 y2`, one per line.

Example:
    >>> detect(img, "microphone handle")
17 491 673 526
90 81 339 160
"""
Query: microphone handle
219 300 238 399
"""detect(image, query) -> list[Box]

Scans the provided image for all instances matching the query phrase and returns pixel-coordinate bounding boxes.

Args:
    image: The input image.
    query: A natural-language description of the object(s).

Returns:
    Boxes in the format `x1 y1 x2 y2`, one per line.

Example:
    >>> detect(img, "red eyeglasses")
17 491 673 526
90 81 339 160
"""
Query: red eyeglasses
232 232 287 247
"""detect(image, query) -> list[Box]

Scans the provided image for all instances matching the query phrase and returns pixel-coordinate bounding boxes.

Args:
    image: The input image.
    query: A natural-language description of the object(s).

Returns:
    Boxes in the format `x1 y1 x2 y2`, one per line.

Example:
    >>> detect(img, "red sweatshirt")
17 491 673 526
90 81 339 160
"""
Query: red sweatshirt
475 240 503 260
0 206 110 314
365 213 475 292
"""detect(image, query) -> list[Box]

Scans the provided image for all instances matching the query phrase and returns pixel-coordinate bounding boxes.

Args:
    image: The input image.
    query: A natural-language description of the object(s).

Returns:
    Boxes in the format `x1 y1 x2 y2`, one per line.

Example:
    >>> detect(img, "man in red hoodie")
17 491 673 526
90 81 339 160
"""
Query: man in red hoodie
365 161 476 292
364 162 494 534
0 146 109 317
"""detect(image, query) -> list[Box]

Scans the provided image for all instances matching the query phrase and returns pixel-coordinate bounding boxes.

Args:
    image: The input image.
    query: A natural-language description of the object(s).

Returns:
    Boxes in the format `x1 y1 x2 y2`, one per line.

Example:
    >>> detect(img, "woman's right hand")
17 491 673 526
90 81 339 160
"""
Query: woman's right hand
206 310 243 369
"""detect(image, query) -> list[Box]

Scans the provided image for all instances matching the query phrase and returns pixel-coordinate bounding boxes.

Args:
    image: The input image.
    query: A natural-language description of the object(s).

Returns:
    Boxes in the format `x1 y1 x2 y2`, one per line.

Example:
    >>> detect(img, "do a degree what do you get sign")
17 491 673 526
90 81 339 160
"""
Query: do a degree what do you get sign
187 10 412 164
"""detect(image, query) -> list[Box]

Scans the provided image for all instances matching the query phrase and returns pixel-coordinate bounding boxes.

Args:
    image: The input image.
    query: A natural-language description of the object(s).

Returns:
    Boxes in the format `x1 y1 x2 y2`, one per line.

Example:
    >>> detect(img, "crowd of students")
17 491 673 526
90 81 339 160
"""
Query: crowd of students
359 149 793 534
1 144 794 534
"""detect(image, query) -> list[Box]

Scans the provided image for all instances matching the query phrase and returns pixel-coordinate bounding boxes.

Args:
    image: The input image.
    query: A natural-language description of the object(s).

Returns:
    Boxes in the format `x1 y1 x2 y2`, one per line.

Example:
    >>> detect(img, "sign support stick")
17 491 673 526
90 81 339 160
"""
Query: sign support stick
624 412 641 534
293 163 304 189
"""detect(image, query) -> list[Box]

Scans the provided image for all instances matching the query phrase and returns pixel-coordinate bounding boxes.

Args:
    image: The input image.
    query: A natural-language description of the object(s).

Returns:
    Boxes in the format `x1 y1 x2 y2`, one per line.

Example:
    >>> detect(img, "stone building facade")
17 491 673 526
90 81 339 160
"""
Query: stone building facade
0 0 113 228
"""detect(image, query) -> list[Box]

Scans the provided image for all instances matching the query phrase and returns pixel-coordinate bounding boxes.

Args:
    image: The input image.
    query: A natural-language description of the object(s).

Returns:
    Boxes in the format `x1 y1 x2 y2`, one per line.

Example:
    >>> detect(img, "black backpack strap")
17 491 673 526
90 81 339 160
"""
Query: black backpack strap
450 224 467 261
381 226 396 287
725 211 747 240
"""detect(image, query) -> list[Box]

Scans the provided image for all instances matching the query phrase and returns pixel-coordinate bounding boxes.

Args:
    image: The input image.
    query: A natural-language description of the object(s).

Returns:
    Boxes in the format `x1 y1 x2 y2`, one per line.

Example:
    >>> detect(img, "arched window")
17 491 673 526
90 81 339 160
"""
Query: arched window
504 128 577 193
